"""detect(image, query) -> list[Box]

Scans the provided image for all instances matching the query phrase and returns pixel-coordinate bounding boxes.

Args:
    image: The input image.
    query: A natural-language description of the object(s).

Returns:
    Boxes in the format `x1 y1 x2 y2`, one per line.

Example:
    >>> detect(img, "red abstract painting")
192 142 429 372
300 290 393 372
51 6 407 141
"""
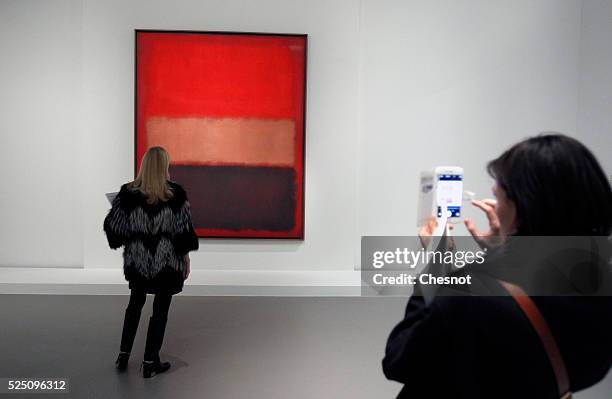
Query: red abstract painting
135 31 307 239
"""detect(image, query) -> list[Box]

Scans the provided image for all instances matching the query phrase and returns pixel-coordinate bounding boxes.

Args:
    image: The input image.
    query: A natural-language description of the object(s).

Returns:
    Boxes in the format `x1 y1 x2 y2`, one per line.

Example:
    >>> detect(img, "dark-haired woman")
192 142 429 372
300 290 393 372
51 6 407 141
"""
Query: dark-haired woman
383 134 612 398
104 147 199 378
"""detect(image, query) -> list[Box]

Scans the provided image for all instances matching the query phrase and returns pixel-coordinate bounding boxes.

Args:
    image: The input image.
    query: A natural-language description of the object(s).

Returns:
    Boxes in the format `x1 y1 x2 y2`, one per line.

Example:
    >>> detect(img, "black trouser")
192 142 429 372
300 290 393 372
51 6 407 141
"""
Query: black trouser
120 289 173 362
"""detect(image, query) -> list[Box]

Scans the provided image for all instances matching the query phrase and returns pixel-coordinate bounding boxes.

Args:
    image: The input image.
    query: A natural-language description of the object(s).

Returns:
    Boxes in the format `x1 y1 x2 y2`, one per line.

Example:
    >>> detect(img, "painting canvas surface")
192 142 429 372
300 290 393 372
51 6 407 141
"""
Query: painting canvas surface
135 31 306 238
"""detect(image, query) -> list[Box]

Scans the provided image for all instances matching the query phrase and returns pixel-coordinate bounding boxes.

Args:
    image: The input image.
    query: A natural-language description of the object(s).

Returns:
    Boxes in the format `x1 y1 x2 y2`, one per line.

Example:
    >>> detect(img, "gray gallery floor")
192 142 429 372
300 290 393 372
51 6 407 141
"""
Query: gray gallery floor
0 294 610 399
0 294 405 399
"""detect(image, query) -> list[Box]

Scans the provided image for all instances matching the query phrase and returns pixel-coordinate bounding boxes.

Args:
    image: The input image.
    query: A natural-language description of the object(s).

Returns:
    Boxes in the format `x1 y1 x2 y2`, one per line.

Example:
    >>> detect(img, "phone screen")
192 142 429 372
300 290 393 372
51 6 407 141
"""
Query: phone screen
436 173 463 218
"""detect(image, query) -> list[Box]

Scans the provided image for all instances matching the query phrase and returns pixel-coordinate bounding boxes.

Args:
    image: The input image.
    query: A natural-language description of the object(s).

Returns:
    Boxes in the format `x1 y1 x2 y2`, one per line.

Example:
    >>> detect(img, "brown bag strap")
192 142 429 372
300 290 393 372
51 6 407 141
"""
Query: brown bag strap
498 279 572 399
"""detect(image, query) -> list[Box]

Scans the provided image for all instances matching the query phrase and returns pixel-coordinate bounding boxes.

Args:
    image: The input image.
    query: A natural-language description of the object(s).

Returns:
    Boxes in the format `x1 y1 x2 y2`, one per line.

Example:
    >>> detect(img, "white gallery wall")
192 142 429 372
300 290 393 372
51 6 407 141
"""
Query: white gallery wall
0 0 610 271
0 0 83 267
578 0 612 176
359 0 583 237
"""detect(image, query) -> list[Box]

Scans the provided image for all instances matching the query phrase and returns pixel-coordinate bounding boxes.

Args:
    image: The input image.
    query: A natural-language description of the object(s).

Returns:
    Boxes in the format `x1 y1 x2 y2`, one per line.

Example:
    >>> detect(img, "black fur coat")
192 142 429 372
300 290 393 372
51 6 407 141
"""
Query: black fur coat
103 181 199 295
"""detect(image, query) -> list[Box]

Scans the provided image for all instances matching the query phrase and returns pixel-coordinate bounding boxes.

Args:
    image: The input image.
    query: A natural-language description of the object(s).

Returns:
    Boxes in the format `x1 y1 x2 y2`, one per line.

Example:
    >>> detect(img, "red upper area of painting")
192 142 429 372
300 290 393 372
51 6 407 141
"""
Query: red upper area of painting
136 32 305 119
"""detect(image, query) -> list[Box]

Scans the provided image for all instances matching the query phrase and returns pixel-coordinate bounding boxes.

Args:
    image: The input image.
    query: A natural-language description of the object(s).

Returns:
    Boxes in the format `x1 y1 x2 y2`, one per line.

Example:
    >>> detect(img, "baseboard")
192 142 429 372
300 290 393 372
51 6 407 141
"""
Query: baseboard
0 268 362 296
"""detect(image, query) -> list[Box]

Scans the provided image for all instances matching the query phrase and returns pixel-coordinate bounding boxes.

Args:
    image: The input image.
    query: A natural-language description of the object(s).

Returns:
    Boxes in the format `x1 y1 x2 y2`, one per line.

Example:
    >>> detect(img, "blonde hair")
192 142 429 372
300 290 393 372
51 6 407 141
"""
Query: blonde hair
129 146 174 204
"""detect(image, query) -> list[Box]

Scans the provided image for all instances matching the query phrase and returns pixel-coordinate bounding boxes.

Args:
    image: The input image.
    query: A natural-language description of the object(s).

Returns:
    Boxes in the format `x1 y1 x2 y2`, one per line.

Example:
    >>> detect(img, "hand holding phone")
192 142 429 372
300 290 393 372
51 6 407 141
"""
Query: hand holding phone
464 199 504 249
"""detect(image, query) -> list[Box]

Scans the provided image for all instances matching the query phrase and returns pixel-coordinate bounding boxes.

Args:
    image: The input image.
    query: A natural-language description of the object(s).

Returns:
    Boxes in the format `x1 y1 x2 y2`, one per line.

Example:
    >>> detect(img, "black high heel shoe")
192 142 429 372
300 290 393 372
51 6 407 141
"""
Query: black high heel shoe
115 352 129 371
142 360 171 378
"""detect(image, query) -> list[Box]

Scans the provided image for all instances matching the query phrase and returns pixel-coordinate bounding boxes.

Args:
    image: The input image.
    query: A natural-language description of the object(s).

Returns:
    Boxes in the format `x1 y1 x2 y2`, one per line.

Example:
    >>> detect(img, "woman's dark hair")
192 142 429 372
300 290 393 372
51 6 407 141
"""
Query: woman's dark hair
487 133 612 236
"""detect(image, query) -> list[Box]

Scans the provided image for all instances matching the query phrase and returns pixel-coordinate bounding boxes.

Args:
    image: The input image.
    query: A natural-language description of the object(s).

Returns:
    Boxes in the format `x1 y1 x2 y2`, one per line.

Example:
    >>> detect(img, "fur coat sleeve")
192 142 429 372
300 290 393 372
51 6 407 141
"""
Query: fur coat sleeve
103 184 131 249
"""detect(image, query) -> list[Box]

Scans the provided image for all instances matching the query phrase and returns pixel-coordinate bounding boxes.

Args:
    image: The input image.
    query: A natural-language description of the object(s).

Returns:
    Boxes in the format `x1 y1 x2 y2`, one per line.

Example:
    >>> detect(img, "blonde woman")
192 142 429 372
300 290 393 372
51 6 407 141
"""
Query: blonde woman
104 147 199 378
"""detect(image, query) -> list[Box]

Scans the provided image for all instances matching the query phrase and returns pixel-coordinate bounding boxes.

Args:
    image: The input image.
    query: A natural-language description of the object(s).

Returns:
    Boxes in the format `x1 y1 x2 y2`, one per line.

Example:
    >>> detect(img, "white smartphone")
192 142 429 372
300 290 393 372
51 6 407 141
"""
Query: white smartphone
434 166 463 223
